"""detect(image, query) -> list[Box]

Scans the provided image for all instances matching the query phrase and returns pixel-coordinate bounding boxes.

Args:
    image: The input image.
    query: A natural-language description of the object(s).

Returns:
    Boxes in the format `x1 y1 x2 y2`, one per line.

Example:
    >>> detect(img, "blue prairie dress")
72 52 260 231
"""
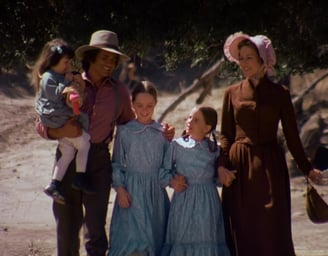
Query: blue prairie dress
161 137 230 256
108 120 170 256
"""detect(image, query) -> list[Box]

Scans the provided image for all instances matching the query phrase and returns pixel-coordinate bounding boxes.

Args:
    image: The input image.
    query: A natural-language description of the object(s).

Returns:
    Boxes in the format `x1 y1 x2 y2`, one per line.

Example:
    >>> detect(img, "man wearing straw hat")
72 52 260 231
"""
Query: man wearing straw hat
47 30 174 256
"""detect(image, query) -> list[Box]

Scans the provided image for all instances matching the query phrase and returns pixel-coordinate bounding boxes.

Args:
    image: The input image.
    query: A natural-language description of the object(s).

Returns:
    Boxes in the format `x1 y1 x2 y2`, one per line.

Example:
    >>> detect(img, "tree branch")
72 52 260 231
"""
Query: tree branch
158 58 224 123
292 72 328 113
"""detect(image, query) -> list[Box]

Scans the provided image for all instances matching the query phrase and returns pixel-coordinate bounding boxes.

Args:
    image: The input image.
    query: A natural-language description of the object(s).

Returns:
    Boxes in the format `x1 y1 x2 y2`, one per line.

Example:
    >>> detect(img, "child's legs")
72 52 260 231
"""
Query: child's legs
52 139 76 181
66 131 90 173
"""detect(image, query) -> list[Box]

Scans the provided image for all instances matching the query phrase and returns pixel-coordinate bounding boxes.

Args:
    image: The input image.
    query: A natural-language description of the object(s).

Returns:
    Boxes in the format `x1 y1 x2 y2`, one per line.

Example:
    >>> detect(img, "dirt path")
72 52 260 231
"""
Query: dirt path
0 92 327 256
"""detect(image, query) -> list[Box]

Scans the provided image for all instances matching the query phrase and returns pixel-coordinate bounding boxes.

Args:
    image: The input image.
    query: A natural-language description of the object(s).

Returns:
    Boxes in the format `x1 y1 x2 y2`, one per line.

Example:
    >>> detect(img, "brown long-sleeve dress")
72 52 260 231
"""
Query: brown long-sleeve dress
219 77 312 256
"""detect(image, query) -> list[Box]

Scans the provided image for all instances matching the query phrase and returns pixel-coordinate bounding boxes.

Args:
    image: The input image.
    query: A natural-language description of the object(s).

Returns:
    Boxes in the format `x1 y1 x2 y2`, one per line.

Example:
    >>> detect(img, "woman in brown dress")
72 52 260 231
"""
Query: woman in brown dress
218 32 322 256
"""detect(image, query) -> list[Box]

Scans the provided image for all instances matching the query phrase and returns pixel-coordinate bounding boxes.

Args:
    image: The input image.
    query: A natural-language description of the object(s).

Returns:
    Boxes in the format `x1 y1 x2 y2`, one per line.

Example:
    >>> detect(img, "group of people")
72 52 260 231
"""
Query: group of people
30 29 322 256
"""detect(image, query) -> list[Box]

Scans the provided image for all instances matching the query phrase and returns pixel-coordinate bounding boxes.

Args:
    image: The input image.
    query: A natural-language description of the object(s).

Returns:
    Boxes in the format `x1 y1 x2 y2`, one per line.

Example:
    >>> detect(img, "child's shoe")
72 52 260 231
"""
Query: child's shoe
44 181 65 205
72 173 96 195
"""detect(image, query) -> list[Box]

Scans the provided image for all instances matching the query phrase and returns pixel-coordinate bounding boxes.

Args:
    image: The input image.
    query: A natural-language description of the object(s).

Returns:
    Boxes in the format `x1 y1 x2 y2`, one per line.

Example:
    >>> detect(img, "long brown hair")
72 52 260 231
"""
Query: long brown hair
29 38 74 94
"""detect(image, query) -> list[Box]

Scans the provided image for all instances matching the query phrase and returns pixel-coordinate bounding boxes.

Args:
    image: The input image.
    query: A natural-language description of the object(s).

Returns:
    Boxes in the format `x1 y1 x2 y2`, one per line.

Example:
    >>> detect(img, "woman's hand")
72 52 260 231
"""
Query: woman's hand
162 123 175 142
116 187 132 208
47 118 82 139
308 168 323 185
218 166 237 187
169 174 187 192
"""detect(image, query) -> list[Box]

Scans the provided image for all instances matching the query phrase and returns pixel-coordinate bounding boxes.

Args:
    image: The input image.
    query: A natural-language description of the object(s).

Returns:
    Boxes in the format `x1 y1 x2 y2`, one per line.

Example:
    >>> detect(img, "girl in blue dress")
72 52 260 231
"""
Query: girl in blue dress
161 106 231 256
108 81 171 256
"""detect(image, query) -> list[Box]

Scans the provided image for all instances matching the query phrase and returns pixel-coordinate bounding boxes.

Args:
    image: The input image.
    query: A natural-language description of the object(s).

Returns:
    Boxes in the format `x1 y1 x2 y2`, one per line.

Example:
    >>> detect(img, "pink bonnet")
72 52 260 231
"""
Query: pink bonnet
223 32 276 76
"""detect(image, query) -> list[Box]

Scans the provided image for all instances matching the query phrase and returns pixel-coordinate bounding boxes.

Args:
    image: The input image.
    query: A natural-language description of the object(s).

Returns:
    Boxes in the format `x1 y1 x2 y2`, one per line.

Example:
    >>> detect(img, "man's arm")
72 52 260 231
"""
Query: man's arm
47 118 82 139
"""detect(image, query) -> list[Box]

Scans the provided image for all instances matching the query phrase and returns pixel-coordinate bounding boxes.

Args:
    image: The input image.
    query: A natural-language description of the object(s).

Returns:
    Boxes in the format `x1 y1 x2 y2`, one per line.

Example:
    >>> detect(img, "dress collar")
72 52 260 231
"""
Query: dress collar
175 136 209 149
244 75 269 89
123 119 162 133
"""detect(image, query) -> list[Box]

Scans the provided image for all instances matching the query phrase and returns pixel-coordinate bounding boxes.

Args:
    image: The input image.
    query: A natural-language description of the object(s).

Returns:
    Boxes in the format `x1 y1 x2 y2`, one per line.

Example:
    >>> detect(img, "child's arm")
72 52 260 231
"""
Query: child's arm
63 72 86 113
69 91 81 115
160 141 188 192
159 168 187 192
111 126 134 208
112 127 127 188
63 85 84 112
159 141 175 187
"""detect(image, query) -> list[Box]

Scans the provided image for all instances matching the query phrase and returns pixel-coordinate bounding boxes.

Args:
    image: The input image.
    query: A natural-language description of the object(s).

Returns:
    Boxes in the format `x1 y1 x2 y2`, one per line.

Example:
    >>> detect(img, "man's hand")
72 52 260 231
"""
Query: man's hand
48 118 82 139
162 123 175 142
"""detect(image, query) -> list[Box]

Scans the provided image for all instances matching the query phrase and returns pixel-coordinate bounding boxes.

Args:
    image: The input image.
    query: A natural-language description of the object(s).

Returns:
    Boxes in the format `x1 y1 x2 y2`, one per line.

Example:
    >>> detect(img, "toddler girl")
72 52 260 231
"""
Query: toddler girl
30 38 94 204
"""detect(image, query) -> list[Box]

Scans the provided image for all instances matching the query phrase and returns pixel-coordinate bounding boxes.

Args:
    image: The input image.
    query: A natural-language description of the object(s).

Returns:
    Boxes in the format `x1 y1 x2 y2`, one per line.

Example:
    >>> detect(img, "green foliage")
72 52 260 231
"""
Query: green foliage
0 0 327 76
0 1 56 68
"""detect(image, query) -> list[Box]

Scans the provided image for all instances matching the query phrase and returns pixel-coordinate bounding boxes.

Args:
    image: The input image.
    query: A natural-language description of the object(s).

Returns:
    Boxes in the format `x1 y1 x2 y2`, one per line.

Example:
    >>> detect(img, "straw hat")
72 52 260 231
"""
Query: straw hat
75 30 130 64
223 32 276 76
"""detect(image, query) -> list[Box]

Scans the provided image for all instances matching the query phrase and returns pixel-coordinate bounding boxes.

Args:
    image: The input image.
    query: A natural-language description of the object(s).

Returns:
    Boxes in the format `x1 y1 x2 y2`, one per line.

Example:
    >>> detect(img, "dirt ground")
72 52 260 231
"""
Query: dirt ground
0 87 327 256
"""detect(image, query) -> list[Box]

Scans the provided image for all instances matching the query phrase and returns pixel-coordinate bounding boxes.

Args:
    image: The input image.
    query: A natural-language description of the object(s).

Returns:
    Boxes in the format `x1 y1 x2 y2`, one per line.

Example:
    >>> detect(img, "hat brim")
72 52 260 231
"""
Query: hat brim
223 32 250 63
75 45 130 64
